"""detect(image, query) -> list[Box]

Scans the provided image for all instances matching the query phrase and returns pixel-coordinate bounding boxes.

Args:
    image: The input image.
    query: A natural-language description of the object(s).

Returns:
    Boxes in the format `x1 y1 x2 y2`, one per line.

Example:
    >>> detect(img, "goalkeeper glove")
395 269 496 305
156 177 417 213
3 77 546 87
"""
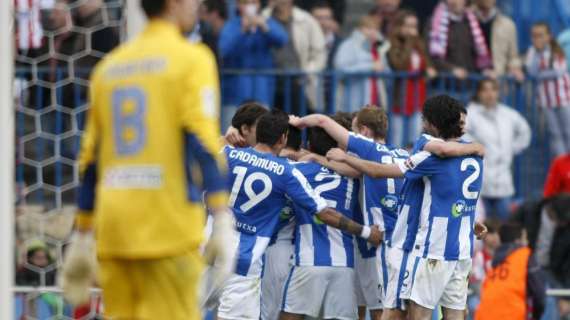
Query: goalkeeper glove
60 231 97 306
202 209 238 288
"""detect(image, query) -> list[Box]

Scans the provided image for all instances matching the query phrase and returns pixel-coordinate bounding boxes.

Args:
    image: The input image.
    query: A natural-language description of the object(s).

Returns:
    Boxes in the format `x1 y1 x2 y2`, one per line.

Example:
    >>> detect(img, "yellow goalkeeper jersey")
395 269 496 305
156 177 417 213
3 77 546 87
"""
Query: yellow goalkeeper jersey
76 20 228 259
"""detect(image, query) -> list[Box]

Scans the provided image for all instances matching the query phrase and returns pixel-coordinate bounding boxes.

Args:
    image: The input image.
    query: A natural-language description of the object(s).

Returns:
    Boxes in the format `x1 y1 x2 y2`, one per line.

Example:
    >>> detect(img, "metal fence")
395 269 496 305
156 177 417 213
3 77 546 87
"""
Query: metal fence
219 69 550 200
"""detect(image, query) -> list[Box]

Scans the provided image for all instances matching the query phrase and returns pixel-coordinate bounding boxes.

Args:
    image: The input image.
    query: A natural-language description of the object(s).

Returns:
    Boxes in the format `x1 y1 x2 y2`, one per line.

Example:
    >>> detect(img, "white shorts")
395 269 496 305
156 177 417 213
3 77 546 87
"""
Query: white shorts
282 266 358 320
354 244 388 310
409 257 471 310
383 246 416 310
203 272 261 320
261 242 294 320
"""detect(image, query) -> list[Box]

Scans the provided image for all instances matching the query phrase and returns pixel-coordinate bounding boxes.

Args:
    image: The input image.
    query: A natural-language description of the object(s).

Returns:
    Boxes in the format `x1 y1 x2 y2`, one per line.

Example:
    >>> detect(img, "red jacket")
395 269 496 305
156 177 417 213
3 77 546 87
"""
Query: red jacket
544 154 570 197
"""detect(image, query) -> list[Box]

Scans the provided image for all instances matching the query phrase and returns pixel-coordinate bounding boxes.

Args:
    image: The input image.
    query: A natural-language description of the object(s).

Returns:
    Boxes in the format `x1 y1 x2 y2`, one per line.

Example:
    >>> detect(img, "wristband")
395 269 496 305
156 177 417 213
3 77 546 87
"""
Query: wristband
360 226 371 239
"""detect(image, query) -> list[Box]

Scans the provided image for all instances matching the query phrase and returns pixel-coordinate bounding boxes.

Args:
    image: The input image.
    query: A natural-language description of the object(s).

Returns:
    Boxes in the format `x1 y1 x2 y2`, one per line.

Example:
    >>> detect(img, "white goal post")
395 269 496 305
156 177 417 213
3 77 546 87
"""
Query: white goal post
0 0 15 319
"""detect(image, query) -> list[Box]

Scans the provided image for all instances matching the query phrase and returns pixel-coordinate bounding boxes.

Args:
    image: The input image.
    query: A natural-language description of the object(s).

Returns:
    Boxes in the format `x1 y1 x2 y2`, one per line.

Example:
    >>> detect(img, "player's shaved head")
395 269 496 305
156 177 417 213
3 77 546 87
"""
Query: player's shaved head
422 95 464 140
256 109 289 147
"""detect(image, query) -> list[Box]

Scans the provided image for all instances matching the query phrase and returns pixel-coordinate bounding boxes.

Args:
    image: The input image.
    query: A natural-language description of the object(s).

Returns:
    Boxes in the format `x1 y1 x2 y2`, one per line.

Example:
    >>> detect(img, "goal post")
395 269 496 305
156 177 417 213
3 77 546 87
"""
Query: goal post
0 0 15 319
126 0 146 40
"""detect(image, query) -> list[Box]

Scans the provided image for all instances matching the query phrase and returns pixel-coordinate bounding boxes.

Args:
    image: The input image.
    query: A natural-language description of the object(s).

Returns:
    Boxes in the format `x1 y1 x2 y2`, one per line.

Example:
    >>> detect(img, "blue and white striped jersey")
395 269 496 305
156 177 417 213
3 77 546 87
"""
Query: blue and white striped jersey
399 149 483 260
292 161 359 267
390 134 438 252
347 133 408 258
224 146 327 277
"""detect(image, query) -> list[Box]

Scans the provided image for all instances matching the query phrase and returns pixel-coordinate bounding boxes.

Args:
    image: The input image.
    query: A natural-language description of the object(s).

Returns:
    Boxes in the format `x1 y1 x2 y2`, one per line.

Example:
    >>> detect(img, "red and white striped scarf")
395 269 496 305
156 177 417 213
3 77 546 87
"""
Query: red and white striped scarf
428 2 492 70
14 0 45 50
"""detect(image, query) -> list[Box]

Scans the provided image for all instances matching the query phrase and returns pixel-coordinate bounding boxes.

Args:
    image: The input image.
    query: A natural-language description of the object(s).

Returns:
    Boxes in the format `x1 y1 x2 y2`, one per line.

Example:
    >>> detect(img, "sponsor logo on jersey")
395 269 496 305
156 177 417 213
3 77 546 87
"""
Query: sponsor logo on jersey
381 195 399 211
451 200 466 217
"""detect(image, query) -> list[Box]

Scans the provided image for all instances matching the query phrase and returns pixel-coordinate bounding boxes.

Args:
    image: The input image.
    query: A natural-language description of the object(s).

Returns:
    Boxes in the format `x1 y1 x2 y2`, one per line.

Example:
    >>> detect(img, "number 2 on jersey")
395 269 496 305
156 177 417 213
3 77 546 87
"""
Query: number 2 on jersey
112 86 147 155
461 158 481 199
229 166 273 212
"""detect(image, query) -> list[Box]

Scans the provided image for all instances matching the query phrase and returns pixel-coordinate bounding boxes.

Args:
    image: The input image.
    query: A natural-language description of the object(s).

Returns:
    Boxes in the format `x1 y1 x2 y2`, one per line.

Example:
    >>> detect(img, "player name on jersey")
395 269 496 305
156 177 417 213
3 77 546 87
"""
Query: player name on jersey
228 148 286 175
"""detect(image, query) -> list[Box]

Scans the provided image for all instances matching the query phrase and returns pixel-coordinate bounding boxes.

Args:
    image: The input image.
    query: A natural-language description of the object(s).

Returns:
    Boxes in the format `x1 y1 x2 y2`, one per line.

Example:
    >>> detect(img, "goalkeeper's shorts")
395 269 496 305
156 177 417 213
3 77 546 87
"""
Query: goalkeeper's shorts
98 250 204 320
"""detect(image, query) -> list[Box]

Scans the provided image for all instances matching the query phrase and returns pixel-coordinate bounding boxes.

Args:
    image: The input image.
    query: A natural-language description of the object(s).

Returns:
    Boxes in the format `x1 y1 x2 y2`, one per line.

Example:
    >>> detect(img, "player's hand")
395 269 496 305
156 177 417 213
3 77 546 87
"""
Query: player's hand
474 221 488 240
288 115 306 128
366 225 384 247
60 231 97 306
326 148 347 163
472 143 486 157
225 126 247 147
203 209 238 288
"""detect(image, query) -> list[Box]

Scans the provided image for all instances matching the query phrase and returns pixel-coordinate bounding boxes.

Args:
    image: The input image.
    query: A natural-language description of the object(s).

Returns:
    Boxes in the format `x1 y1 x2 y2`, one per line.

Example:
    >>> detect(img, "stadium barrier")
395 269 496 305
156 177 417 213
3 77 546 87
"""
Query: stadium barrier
14 67 550 212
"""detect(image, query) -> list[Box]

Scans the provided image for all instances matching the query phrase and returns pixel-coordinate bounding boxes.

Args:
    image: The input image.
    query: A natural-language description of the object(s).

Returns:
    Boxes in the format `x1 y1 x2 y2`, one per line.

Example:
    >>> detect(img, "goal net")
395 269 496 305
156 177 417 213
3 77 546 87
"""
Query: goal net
9 0 126 318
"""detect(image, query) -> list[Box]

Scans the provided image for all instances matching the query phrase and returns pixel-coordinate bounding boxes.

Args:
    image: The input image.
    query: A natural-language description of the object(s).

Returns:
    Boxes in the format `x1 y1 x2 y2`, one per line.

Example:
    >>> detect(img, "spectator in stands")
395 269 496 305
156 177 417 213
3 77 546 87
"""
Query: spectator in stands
544 153 570 197
263 0 326 113
63 0 118 110
558 28 570 72
311 1 342 113
475 223 546 320
200 0 228 59
401 0 438 28
370 0 401 35
387 10 436 147
427 0 493 79
334 15 389 112
16 239 56 286
468 219 501 315
311 1 341 69
511 194 570 320
546 195 570 319
525 22 570 157
465 78 531 220
218 0 288 124
473 0 524 80
71 0 119 79
295 0 345 25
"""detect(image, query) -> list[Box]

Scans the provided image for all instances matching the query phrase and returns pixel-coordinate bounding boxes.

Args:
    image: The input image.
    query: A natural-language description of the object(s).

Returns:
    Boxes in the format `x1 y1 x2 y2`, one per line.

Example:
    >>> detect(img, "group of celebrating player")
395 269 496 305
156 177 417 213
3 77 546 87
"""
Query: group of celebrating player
201 96 487 320
58 0 488 319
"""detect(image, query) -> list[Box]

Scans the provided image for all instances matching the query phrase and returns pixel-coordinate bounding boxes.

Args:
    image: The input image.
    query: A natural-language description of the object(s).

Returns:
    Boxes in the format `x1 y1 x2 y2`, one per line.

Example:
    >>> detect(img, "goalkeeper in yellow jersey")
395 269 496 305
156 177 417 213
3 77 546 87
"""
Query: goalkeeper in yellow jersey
60 0 236 319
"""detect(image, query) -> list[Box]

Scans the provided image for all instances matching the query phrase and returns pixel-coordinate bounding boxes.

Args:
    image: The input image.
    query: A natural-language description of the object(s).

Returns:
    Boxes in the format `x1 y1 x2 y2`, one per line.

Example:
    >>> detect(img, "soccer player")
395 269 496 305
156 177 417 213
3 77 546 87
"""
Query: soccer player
261 125 303 320
327 96 487 320
279 122 361 320
60 0 234 319
290 105 482 320
214 109 383 320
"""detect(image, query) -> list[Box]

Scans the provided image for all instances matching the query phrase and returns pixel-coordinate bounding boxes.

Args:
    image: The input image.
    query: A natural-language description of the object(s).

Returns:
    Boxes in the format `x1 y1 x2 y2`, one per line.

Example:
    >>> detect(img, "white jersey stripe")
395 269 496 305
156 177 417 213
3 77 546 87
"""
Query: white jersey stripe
458 216 472 259
298 224 314 265
327 226 347 266
249 237 271 276
370 207 385 232
391 204 409 248
415 178 433 251
428 217 448 258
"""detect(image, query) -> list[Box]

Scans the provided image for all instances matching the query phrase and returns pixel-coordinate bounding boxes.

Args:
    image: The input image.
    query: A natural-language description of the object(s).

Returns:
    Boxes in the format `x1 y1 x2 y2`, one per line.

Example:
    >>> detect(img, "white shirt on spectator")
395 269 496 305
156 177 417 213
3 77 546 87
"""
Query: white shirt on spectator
464 102 531 198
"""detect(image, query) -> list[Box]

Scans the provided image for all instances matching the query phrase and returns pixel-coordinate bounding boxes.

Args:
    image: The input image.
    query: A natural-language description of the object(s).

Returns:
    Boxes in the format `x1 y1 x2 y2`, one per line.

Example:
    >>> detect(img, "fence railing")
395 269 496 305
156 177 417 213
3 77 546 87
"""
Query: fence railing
13 68 551 208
